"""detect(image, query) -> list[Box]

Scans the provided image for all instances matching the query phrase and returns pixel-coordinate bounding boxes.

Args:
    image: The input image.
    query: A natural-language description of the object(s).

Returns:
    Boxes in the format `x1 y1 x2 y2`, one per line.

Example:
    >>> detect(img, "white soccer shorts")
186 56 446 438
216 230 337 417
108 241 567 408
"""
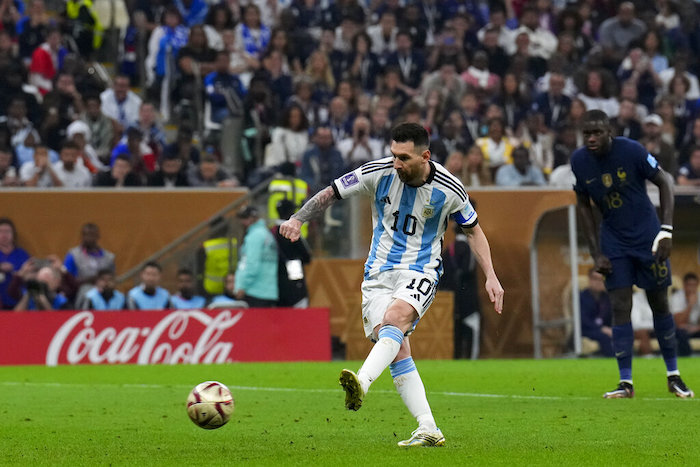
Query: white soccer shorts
360 269 438 341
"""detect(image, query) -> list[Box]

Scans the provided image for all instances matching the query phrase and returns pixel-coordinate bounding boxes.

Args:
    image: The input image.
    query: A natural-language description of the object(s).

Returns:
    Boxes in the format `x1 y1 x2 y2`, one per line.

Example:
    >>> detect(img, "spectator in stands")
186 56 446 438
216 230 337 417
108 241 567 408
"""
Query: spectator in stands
385 29 425 90
273 198 311 308
234 206 278 307
304 49 336 106
81 268 125 310
672 272 700 356
41 73 83 151
63 0 103 60
81 94 114 166
16 0 51 64
337 115 383 169
13 265 69 311
187 153 238 187
93 154 143 187
100 75 142 133
145 6 189 109
28 27 66 95
658 50 699 101
367 9 397 64
517 112 555 176
162 126 200 169
640 113 677 176
259 49 293 109
511 6 558 61
577 69 619 118
476 117 514 174
137 102 167 159
617 47 660 113
462 50 500 100
64 222 115 291
202 2 233 51
148 152 188 187
0 217 30 309
263 103 309 168
4 96 35 149
459 145 492 188
66 120 105 173
612 98 642 141
20 145 62 187
208 272 248 308
532 72 570 129
52 140 92 188
234 4 270 61
0 64 42 123
205 49 246 133
597 2 646 70
494 145 546 187
300 126 345 195
420 58 465 115
493 72 531 133
580 269 614 357
169 268 207 309
127 261 170 310
640 29 668 75
176 24 217 105
346 31 380 93
174 0 208 28
677 146 700 187
0 147 18 186
110 125 156 181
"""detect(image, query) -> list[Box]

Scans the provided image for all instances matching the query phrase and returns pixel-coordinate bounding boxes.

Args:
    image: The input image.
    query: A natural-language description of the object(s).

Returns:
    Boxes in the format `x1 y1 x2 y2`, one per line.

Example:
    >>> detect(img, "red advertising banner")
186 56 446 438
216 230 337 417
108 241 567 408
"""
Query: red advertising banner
0 308 330 366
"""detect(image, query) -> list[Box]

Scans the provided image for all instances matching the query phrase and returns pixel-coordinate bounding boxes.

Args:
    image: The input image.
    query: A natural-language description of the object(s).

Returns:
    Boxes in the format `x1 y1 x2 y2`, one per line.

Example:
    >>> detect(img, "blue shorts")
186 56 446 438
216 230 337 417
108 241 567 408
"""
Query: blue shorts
605 249 671 291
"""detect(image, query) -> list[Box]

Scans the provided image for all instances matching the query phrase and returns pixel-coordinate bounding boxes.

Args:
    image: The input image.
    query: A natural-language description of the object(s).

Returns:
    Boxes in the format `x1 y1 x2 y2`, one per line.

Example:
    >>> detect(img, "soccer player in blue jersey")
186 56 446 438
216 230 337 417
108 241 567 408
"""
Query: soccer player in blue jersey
280 123 504 447
572 110 694 399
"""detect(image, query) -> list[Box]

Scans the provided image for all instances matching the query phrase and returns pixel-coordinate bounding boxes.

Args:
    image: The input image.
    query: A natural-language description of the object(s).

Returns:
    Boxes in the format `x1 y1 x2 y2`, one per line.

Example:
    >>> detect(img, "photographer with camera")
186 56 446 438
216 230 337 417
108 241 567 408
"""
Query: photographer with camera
337 116 383 169
13 263 69 311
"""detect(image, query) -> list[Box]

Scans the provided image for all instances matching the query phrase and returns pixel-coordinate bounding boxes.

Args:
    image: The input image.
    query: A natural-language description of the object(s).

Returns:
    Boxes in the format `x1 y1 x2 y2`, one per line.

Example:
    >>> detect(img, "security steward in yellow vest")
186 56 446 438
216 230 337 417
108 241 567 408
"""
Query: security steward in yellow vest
268 162 308 237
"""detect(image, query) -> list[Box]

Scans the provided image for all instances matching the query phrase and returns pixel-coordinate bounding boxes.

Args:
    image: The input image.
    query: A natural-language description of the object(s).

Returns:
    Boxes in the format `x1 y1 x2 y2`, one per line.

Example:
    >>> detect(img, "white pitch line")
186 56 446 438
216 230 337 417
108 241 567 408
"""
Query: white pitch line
0 381 696 402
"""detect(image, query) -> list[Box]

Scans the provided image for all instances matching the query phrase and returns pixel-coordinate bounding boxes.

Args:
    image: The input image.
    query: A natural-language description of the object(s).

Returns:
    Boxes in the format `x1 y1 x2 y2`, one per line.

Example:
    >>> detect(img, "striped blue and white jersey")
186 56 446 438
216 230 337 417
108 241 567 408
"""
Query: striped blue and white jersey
331 157 478 280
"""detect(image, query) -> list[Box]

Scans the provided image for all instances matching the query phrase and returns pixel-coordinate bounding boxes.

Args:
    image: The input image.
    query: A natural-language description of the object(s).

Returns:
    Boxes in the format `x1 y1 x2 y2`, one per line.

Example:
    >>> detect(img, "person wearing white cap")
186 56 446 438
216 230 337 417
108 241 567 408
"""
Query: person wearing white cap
66 120 107 173
640 113 677 175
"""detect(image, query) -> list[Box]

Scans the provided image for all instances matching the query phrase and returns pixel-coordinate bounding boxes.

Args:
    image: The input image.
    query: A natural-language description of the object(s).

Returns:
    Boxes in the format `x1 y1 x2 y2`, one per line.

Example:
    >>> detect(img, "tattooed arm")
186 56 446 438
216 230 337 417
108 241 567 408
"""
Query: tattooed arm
279 186 338 242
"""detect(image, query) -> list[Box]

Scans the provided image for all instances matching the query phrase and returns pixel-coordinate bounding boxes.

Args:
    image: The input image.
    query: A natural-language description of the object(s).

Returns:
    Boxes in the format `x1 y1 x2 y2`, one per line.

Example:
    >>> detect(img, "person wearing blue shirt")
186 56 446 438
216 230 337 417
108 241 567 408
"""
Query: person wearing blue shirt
494 146 547 187
572 109 693 399
169 268 207 309
204 51 246 124
234 206 278 307
82 269 125 310
14 266 68 311
0 217 31 309
127 261 170 310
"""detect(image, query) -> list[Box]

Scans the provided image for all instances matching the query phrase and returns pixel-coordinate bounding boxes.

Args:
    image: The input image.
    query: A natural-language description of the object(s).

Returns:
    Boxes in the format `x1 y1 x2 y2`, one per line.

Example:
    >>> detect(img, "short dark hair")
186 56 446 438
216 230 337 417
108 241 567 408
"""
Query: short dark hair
683 272 698 282
177 268 193 277
61 140 80 152
0 217 17 241
582 110 610 125
142 261 162 272
391 122 429 148
97 268 114 278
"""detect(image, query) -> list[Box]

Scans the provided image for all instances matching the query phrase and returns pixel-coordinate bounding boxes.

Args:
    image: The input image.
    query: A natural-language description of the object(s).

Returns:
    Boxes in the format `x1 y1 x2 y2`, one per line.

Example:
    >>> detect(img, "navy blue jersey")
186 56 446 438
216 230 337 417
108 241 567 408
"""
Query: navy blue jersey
571 137 661 255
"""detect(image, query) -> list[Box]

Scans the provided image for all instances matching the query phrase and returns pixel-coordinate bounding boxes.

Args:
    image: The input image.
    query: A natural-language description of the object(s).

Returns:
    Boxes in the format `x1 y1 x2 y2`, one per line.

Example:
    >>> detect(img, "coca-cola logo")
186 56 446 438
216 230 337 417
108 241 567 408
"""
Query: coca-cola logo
46 310 244 366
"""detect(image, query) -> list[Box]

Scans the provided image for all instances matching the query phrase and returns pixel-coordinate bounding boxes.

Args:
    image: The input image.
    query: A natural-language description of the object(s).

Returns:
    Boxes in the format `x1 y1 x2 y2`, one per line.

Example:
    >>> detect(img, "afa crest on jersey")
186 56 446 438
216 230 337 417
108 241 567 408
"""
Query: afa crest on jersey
422 205 436 218
602 173 613 187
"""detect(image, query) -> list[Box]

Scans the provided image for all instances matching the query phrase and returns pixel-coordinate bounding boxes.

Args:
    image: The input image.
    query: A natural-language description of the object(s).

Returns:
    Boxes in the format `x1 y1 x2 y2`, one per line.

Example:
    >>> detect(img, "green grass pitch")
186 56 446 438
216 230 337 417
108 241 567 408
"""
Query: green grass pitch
1 358 699 465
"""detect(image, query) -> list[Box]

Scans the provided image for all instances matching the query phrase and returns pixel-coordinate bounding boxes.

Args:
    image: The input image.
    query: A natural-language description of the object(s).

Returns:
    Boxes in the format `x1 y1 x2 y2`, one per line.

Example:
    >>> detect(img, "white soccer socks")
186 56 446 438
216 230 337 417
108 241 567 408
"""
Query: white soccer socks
391 357 437 431
357 325 404 394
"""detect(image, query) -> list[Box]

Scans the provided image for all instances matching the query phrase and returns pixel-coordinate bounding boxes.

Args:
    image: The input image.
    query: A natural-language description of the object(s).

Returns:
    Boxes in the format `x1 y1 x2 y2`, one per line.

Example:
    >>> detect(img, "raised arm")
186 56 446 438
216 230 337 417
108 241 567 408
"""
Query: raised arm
462 223 504 314
279 186 338 242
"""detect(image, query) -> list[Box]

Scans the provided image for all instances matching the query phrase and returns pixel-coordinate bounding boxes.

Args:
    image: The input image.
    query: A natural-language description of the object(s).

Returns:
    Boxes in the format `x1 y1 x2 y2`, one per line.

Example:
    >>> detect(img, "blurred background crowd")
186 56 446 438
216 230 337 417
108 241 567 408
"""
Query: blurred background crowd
1 0 700 193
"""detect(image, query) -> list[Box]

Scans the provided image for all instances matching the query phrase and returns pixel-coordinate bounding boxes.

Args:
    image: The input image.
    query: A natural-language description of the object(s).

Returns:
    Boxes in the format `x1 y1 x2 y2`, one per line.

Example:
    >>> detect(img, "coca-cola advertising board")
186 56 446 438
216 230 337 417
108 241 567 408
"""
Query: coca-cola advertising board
0 308 331 366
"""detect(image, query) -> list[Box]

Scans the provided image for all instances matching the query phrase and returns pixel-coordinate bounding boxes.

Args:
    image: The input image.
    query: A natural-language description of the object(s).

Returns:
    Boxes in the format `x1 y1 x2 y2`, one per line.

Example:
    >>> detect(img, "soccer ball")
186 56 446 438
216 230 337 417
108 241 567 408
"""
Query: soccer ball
186 381 235 429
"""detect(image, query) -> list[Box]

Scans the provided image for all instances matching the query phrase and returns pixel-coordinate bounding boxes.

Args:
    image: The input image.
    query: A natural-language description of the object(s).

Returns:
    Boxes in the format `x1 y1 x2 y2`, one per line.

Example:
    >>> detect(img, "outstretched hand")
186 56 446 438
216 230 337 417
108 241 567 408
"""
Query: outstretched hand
279 218 303 242
485 276 504 314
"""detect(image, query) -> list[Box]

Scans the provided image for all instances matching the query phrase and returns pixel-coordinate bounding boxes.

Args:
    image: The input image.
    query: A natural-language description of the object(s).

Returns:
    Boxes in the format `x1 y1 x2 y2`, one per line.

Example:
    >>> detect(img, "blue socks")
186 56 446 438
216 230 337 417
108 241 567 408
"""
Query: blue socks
653 313 678 373
612 323 634 381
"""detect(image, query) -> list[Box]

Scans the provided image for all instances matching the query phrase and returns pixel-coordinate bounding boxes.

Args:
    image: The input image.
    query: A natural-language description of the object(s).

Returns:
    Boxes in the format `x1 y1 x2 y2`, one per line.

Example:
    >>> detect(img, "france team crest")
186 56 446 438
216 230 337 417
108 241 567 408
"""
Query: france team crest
602 173 613 187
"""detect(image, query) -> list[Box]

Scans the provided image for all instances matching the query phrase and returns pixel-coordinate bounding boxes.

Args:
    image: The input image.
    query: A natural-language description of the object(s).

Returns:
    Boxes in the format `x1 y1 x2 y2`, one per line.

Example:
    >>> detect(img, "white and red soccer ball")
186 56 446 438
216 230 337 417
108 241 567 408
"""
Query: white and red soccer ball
186 381 234 429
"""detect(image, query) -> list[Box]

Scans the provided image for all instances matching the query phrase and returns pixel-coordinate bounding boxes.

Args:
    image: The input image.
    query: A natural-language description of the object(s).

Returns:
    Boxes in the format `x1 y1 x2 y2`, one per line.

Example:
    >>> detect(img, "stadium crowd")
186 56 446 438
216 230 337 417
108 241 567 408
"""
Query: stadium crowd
0 0 699 191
